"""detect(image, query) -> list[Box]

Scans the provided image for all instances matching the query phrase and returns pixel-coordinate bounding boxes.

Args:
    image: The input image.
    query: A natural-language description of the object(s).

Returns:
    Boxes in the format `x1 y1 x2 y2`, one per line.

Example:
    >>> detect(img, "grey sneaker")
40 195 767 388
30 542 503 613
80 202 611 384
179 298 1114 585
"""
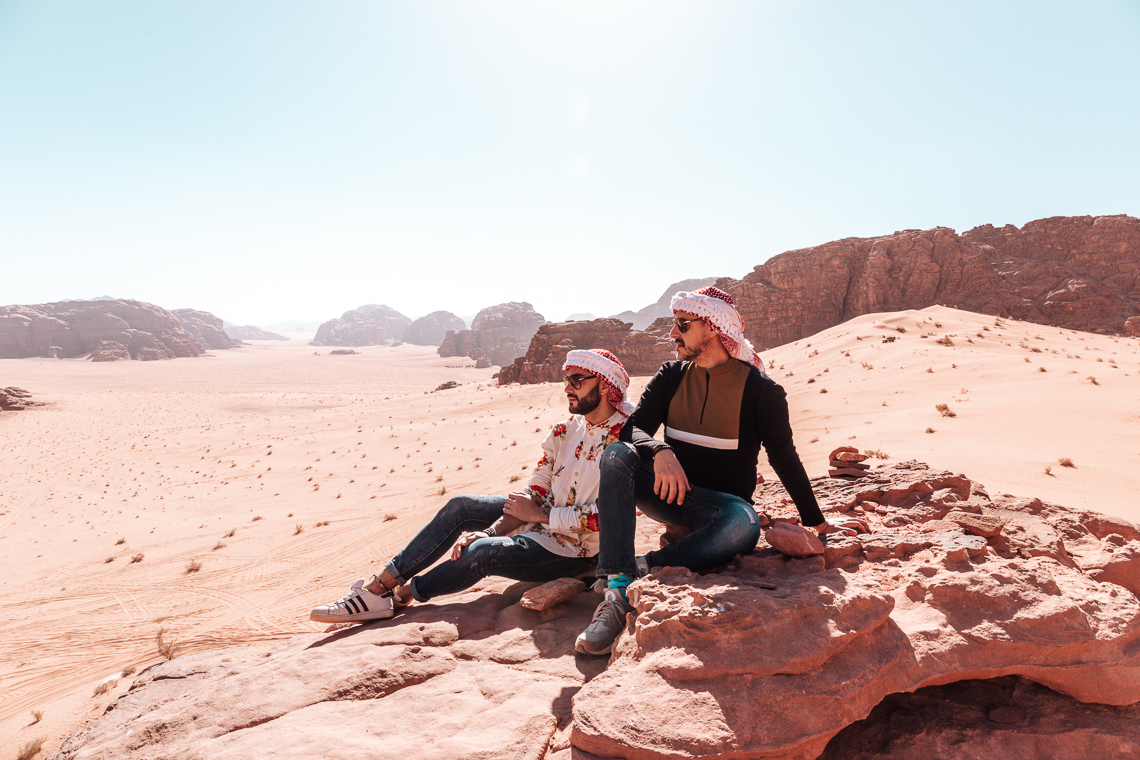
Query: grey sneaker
634 555 650 578
310 579 394 624
575 589 632 656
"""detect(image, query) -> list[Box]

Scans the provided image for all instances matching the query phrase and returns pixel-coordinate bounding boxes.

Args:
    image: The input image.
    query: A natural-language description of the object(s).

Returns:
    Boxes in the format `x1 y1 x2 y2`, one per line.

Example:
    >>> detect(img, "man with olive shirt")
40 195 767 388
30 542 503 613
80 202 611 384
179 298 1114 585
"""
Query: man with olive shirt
576 286 868 656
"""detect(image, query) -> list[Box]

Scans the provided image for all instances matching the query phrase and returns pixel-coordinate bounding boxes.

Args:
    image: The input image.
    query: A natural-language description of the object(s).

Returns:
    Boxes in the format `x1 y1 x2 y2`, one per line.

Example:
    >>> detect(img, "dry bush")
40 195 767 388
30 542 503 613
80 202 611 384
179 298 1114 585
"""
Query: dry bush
104 556 114 564
315 520 329 527
809 436 819 443
819 388 828 394
1038 366 1047 372
383 513 397 521
211 541 226 551
30 709 43 724
807 377 815 384
935 403 957 418
935 336 954 346
1058 457 1076 468
1030 347 1042 353
925 427 935 434
251 515 264 522
895 326 906 333
861 361 874 370
156 627 181 661
1045 465 1054 476
293 523 304 536
122 665 137 676
130 554 144 564
437 486 447 496
93 679 117 697
1087 376 1099 385
16 736 45 760
185 559 202 573
864 449 890 460
435 474 444 482
509 474 522 482
115 537 125 545
224 528 236 537
510 440 518 446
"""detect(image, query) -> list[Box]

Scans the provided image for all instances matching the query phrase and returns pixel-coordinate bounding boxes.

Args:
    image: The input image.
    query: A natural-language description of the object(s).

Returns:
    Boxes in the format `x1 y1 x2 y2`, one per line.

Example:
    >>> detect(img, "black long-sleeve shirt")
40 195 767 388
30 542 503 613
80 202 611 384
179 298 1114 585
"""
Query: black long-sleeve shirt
620 359 825 527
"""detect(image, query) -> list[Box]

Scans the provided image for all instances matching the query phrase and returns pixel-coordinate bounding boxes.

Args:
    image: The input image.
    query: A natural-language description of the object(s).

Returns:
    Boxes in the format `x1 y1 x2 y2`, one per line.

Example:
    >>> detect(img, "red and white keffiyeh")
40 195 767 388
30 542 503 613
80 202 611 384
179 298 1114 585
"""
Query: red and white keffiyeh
670 286 769 376
562 349 635 416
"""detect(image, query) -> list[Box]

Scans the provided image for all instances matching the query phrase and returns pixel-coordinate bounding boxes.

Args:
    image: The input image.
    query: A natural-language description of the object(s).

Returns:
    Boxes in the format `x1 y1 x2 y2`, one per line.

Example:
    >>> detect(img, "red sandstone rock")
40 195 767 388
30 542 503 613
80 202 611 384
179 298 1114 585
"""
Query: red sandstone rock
0 386 43 411
764 522 825 556
834 452 870 463
609 277 720 330
1126 316 1140 336
0 300 205 360
946 511 1007 537
519 578 587 611
404 311 466 346
311 304 412 347
223 323 289 341
717 215 1140 348
496 317 676 384
830 467 870 478
439 302 545 366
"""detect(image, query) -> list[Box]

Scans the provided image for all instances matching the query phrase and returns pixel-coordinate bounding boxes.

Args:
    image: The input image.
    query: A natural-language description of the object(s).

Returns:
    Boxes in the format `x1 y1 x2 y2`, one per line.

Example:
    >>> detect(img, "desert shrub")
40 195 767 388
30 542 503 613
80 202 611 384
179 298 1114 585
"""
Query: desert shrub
251 515 264 522
185 560 202 573
30 709 43 724
212 541 225 551
1086 376 1099 385
864 449 889 460
122 665 137 676
293 523 304 535
383 513 397 521
115 537 125 545
224 528 236 538
807 377 815 384
935 403 956 418
925 428 935 434
130 554 144 564
1058 457 1076 468
935 336 953 346
93 679 117 697
16 737 45 760
104 556 114 564
156 627 181 661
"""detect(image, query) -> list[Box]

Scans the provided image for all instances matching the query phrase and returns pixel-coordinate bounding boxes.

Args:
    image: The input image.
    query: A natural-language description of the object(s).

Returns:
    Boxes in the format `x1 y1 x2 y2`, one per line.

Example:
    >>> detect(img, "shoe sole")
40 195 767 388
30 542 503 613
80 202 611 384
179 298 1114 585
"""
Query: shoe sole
574 635 612 656
309 609 395 624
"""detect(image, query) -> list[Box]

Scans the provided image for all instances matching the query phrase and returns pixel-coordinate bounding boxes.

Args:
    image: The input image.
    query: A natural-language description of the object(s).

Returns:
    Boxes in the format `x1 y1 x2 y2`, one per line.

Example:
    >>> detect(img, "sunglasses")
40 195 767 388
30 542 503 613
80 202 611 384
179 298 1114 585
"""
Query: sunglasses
672 317 705 334
562 374 597 390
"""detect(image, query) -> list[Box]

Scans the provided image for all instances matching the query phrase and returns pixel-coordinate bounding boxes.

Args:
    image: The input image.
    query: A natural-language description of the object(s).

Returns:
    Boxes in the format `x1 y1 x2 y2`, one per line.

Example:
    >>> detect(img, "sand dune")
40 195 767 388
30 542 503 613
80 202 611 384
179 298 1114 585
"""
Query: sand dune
1 307 1137 754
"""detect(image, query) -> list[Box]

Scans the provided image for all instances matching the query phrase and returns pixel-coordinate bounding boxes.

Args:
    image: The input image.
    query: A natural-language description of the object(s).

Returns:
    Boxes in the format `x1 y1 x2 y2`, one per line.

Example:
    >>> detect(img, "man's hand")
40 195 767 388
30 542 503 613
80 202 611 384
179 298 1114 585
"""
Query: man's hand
451 531 488 560
653 449 690 505
813 515 870 536
502 491 549 524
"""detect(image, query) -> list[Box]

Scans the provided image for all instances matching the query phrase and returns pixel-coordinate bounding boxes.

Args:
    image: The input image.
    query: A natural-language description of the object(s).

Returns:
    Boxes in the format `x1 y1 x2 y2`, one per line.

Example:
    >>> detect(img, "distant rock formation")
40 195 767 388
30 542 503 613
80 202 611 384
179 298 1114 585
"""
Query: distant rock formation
496 317 675 384
309 305 412 347
404 311 466 347
438 302 545 366
564 312 596 321
0 300 207 360
0 386 43 411
222 323 289 341
611 276 720 330
171 309 239 350
719 214 1140 349
47 461 1140 760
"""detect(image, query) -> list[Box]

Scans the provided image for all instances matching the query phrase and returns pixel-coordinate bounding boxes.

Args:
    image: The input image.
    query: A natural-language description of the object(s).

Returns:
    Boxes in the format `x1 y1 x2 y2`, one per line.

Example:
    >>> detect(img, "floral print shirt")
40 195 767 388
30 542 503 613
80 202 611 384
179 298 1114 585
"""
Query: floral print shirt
519 409 628 558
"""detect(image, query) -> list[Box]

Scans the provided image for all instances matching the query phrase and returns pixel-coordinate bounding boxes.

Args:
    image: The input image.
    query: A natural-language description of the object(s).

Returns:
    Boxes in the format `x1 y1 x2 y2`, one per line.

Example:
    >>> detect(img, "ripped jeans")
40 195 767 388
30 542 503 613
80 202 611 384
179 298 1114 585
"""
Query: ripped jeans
383 494 597 602
595 443 762 577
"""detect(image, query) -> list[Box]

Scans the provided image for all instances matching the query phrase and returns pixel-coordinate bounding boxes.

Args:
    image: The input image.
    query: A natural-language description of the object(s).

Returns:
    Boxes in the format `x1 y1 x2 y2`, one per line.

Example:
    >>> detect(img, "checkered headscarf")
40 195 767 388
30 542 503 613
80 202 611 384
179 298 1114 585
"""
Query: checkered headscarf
562 349 634 416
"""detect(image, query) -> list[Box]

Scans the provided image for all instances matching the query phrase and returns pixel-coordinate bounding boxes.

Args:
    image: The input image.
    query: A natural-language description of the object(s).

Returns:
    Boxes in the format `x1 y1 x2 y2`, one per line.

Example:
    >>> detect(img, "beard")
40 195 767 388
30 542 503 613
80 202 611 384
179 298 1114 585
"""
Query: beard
568 384 602 415
675 332 716 362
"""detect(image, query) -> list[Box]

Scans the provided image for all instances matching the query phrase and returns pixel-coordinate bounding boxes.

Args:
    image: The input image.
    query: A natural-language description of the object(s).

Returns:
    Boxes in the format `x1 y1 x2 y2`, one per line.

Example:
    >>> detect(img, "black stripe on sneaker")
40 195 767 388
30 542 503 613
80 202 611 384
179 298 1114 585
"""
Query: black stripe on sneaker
356 596 369 612
345 597 360 614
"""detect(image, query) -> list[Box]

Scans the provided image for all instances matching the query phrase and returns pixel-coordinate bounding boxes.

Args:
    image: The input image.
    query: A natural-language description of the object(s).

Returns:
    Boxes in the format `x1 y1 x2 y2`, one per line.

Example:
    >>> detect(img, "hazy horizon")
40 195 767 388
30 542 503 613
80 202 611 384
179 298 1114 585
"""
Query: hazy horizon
2 2 1137 326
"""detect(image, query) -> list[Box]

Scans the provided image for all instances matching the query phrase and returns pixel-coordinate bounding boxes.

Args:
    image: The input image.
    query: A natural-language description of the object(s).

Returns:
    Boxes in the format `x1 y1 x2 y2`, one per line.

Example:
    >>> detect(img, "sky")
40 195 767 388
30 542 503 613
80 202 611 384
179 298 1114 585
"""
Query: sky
1 1 1138 328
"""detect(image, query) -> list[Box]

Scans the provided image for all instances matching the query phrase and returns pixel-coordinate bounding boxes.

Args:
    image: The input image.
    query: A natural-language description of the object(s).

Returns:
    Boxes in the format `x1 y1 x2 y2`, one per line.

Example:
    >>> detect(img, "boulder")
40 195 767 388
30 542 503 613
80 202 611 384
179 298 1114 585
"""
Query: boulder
404 311 466 346
0 300 205 360
717 214 1140 347
496 317 676 385
439 302 545 366
0 386 43 411
1125 316 1140 336
310 305 412 347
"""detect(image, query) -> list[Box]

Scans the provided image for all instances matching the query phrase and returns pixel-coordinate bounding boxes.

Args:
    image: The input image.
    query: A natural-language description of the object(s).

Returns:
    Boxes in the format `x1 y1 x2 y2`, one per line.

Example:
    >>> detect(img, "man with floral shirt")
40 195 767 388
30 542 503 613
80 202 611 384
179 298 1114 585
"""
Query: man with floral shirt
310 349 633 624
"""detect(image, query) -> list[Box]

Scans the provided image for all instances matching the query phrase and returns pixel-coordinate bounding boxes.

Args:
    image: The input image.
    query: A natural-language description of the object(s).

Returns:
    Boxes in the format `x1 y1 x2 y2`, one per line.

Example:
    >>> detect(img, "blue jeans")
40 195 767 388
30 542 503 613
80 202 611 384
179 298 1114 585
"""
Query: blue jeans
384 494 597 602
595 443 761 577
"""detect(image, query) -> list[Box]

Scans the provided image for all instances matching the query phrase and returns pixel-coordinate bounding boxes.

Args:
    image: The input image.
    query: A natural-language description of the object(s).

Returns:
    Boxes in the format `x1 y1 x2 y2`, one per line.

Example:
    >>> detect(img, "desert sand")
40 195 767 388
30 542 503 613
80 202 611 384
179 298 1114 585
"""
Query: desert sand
2 306 1138 756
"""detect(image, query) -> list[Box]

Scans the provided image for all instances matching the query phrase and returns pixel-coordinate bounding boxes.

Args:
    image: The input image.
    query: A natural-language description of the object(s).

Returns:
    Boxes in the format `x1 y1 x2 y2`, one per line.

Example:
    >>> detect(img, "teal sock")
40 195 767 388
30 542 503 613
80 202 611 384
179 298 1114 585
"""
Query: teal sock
606 573 632 600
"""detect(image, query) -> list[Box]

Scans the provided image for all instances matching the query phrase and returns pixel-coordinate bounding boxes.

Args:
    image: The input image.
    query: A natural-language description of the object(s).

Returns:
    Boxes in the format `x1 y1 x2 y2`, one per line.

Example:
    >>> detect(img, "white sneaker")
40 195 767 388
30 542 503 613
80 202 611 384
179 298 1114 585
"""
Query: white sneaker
310 579 395 624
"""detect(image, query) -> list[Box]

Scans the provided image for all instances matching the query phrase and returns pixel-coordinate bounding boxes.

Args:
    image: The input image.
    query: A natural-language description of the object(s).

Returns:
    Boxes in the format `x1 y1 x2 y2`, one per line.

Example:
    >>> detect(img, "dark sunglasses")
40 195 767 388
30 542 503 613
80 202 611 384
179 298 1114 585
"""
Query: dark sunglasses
562 374 596 390
672 317 704 334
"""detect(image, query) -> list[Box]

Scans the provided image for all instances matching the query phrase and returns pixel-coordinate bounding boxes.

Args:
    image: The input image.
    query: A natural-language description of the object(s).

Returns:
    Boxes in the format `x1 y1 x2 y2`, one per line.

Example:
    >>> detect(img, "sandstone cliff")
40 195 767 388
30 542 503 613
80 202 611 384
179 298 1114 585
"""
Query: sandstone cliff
438 302 545 366
222 323 289 341
496 317 675 384
719 215 1140 349
171 309 239 350
404 311 467 347
310 305 412 347
0 300 207 360
47 462 1140 760
0 386 43 411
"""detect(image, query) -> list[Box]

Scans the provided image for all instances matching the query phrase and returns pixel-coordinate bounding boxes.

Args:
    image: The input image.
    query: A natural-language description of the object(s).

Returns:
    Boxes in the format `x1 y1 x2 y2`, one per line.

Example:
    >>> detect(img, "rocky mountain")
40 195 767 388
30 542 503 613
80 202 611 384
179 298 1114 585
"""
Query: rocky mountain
46 461 1140 759
310 305 412 347
171 309 239 350
611 277 720 330
496 317 676 384
719 214 1140 350
404 311 466 347
0 300 209 360
222 323 289 341
438 302 546 366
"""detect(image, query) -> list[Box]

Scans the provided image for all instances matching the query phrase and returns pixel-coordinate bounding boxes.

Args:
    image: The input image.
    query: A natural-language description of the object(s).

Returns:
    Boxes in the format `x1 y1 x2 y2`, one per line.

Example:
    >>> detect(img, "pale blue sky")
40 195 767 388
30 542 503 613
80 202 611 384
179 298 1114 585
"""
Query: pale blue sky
2 1 1138 327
